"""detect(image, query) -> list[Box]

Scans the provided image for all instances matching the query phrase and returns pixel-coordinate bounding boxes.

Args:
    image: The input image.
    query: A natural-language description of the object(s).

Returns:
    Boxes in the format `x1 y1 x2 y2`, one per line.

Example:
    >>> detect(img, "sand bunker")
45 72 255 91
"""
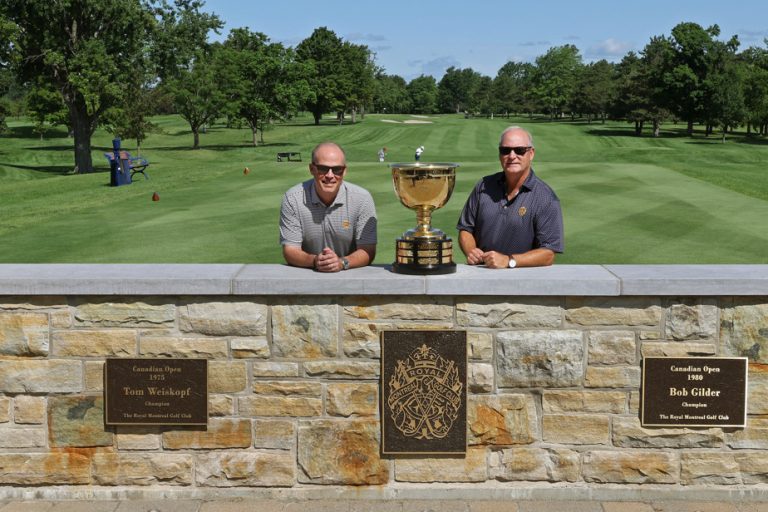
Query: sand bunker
403 120 433 124
381 119 402 123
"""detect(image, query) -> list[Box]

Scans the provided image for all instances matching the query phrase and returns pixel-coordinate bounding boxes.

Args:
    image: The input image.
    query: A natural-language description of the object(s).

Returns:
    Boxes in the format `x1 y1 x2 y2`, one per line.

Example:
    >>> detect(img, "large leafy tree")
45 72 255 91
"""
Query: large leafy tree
373 73 411 114
296 27 375 125
741 45 768 135
531 45 582 120
572 59 616 123
437 66 482 114
218 28 310 146
407 75 437 114
493 61 534 118
1 0 155 172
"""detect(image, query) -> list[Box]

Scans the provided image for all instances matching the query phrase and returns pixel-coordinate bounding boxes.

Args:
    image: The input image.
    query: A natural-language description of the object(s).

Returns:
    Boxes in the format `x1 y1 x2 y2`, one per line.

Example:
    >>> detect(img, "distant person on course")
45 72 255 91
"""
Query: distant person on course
456 126 563 269
415 145 424 161
378 147 386 162
280 142 377 272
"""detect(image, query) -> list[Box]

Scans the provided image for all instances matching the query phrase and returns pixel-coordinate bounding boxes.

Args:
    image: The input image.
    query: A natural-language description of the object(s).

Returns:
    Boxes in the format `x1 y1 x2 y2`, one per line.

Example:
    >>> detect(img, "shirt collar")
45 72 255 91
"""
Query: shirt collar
309 180 346 206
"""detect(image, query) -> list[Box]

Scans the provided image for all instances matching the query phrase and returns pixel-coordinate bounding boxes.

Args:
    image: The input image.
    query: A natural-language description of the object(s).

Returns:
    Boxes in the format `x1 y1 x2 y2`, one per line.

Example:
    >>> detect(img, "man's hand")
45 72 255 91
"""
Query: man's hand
481 251 510 269
466 247 485 265
315 247 342 272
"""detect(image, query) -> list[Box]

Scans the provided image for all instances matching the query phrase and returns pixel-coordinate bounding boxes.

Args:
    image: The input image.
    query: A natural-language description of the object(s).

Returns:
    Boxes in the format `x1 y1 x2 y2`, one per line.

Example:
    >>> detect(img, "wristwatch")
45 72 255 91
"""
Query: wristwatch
508 256 517 269
341 257 350 271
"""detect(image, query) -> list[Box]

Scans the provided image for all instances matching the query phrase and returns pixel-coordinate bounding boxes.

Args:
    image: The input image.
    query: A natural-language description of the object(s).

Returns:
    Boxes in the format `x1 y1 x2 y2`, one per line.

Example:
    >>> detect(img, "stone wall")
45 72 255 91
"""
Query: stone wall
0 264 767 500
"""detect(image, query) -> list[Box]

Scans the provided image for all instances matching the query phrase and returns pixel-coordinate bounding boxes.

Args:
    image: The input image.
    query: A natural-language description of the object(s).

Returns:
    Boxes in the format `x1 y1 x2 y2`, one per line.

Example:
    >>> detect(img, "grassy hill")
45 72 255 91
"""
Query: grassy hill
1 113 767 264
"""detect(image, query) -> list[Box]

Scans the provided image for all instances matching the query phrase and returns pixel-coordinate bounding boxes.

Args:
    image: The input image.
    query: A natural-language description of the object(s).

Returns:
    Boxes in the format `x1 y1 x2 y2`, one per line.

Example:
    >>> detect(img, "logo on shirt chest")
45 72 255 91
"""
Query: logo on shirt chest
518 207 527 217
342 220 350 229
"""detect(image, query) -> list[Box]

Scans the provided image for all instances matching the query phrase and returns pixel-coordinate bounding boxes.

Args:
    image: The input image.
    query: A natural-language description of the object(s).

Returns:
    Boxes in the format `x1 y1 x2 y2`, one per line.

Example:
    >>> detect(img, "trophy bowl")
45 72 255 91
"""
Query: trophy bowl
390 162 459 275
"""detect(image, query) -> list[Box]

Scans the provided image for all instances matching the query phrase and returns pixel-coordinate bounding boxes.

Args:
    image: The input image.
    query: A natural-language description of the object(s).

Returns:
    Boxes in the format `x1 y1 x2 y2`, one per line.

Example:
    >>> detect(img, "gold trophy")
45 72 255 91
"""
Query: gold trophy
390 162 459 274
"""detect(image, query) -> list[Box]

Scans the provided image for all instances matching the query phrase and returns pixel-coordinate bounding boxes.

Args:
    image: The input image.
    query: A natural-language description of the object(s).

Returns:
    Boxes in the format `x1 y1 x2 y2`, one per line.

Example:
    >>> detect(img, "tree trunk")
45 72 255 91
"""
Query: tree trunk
193 128 200 149
351 107 356 124
71 105 94 173
686 120 694 136
252 127 259 147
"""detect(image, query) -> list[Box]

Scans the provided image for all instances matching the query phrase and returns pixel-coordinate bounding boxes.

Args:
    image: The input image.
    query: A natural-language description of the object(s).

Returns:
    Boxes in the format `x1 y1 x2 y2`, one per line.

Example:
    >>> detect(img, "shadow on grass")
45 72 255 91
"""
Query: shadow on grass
0 162 79 175
7 125 71 139
584 128 691 139
145 142 302 151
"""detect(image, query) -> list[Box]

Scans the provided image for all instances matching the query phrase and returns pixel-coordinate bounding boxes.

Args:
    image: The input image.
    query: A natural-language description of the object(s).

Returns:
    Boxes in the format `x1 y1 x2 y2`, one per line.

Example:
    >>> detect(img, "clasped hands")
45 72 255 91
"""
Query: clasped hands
466 248 512 269
314 247 343 272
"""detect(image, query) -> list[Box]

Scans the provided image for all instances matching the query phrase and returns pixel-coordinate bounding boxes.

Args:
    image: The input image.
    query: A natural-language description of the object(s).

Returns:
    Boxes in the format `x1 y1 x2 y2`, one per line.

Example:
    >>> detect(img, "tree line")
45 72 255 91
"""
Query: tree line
1 1 767 174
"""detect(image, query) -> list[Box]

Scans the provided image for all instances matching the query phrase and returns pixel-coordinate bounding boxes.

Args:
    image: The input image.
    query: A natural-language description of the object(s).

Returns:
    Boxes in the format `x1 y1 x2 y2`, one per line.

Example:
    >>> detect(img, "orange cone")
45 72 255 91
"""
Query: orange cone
244 167 250 175
152 192 160 201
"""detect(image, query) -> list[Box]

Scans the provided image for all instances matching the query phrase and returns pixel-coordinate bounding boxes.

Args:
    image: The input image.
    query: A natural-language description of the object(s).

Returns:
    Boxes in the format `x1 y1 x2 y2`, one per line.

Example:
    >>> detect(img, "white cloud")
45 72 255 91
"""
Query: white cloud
587 38 634 58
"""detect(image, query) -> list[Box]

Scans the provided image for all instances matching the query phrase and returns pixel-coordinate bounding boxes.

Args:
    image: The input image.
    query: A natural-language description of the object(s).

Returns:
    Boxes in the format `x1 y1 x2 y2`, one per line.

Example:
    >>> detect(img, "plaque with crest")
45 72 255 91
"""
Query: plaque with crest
381 330 467 454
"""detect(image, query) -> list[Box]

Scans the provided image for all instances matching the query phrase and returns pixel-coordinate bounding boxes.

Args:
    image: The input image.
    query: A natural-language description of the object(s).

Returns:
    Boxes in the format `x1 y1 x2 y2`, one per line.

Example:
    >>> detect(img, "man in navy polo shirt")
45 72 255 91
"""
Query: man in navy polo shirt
456 126 563 269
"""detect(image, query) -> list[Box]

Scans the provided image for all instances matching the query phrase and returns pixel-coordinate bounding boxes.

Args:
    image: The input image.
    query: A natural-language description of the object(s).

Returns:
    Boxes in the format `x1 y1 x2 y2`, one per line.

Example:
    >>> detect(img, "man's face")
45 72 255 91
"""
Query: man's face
498 130 535 177
310 145 347 200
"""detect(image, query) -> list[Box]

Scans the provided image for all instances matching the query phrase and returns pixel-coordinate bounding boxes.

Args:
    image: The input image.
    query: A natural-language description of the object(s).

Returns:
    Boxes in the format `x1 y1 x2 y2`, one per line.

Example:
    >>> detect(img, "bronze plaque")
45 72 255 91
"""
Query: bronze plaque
641 357 748 428
105 358 208 426
381 330 466 454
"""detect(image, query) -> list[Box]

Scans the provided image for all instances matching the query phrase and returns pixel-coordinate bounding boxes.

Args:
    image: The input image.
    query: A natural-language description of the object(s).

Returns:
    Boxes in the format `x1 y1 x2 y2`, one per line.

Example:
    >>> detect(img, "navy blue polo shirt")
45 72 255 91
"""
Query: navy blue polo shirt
456 169 564 255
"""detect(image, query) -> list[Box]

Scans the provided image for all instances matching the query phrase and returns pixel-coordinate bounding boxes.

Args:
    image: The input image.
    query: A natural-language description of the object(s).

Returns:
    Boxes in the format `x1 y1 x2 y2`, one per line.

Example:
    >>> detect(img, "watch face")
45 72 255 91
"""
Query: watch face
342 258 350 270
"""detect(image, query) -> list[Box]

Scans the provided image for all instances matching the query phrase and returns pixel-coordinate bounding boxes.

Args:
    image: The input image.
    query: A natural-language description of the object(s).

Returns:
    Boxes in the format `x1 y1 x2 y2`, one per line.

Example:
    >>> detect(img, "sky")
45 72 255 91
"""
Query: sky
202 0 768 81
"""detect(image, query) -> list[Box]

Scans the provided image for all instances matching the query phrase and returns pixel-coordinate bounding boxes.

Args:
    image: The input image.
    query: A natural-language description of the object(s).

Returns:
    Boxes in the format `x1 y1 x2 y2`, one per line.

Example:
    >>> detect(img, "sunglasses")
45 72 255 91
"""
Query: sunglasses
499 146 532 156
313 164 346 176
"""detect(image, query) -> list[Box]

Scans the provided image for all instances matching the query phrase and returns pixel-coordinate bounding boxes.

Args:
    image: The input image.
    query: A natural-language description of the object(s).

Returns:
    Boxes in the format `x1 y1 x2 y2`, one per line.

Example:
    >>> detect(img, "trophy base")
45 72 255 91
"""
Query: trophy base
392 237 456 275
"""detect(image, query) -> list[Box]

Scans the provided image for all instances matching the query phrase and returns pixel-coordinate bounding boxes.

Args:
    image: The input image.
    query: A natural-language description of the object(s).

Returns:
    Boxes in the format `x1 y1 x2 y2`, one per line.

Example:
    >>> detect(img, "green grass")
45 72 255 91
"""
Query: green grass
1 113 767 263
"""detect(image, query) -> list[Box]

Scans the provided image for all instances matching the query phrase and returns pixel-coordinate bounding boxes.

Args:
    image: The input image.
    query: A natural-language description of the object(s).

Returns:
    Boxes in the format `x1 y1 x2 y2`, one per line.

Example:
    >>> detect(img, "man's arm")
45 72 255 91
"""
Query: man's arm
284 244 376 272
282 245 317 269
481 248 555 269
458 230 485 265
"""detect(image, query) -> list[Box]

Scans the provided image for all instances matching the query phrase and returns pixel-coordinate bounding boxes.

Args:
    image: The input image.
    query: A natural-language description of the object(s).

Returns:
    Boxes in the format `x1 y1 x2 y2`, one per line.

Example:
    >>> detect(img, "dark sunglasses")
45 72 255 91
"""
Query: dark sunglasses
499 146 532 156
313 164 346 176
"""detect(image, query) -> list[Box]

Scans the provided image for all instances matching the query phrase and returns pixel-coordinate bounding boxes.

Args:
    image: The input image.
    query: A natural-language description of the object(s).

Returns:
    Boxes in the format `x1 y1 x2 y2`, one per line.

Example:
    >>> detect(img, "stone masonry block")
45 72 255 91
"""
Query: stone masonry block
85 361 104 392
588 331 636 365
52 329 136 357
721 299 768 363
583 450 679 484
0 453 90 485
231 337 270 358
48 395 113 448
13 395 46 424
469 363 494 393
297 419 388 485
73 298 175 327
163 418 251 450
303 361 379 379
272 299 339 358
254 419 296 450
641 342 716 357
543 390 626 414
497 330 584 387
490 447 580 482
239 396 322 418
92 453 193 485
457 298 561 328
566 297 661 326
468 331 494 361
0 313 49 356
208 395 235 417
0 360 82 394
252 362 299 378
585 366 641 388
727 418 768 449
665 298 718 340
326 383 378 417
747 364 768 415
196 451 295 487
681 452 741 485
0 397 9 423
254 381 322 397
0 427 46 448
395 446 487 482
543 414 609 445
343 296 452 321
612 417 723 448
468 394 538 446
139 337 228 358
179 299 267 336
208 360 247 393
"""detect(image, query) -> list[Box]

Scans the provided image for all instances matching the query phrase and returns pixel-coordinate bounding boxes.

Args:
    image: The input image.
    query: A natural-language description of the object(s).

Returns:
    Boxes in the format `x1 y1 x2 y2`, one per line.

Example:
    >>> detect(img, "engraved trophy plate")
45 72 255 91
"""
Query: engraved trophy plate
381 330 467 454
390 162 459 274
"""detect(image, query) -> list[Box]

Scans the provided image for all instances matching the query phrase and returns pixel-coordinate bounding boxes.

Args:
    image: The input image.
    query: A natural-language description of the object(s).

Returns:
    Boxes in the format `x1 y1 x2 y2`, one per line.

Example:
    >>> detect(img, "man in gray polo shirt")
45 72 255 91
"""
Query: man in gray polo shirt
456 126 563 268
279 142 377 272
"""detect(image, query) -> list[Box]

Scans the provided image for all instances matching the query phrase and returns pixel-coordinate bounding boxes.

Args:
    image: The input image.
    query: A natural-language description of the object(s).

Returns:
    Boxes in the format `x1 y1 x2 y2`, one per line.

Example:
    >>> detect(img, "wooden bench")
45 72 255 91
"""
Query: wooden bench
104 151 150 180
276 152 302 162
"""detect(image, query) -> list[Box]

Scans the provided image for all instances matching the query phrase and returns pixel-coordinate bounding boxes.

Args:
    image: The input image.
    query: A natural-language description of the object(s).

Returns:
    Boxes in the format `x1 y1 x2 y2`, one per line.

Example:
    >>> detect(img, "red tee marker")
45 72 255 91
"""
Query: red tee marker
152 192 160 201
244 167 250 175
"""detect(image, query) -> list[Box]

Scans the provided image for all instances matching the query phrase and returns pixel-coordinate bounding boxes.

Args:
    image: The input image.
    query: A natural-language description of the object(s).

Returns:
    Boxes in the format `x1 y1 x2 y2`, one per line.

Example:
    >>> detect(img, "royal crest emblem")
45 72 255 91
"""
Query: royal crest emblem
387 343 463 440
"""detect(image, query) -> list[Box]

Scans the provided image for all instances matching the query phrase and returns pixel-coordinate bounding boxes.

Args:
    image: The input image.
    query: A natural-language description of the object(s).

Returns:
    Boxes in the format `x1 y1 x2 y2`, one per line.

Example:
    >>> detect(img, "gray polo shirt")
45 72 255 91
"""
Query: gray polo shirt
279 179 377 257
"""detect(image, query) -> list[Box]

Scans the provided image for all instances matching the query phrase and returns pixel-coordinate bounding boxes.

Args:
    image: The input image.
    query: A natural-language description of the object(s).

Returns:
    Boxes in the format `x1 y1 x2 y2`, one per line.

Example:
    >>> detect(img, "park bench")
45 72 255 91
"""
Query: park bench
276 152 302 162
104 151 150 180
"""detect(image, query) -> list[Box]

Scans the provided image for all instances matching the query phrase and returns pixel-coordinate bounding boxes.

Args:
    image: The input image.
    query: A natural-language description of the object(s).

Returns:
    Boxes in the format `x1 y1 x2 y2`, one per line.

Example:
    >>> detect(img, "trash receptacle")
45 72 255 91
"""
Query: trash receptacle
109 138 132 187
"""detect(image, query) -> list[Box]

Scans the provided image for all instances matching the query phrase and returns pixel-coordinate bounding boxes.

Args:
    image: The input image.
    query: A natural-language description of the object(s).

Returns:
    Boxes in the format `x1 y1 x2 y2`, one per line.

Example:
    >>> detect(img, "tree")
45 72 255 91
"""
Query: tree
26 83 69 140
472 75 496 116
741 45 768 135
166 49 224 149
373 73 411 114
493 61 534 117
407 75 437 114
296 27 375 125
573 60 616 123
437 66 482 113
218 28 310 146
1 0 155 173
531 45 582 120
704 43 745 141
